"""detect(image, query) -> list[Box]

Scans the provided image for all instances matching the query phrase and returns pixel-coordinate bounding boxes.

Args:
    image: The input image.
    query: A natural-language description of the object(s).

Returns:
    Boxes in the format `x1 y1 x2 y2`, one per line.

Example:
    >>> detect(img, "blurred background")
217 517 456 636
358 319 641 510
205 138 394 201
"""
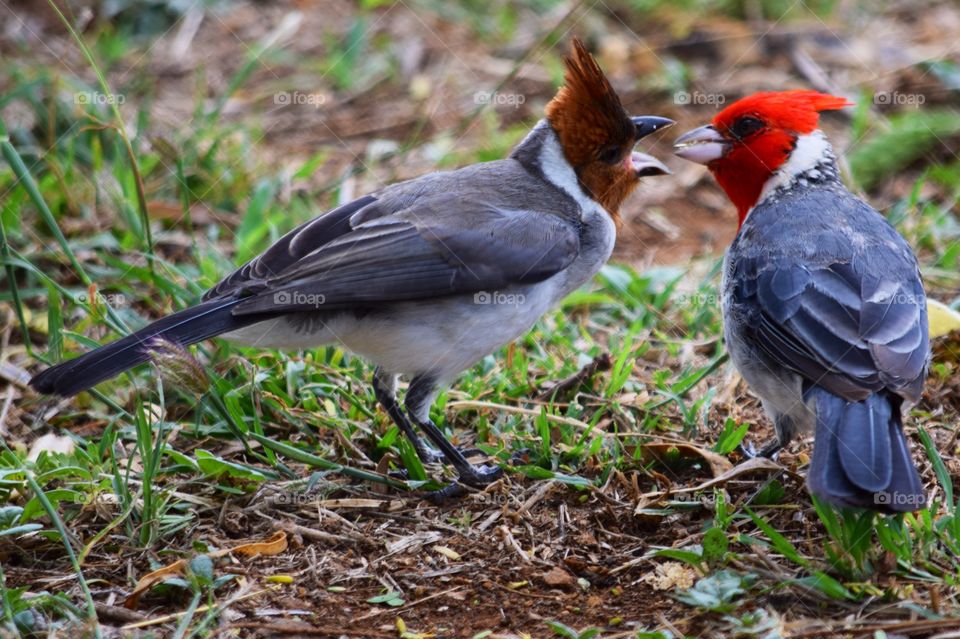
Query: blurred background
3 0 959 274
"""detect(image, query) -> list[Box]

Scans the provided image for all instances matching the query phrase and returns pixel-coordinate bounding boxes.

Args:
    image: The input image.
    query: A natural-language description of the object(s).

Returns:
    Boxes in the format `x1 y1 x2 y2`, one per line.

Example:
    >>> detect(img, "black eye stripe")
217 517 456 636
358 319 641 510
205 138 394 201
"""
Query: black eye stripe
730 116 764 140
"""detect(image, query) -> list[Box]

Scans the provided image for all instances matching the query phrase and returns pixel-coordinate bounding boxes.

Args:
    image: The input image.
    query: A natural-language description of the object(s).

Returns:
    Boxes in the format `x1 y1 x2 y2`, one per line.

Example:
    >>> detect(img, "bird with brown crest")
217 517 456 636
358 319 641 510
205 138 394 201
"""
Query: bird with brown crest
31 38 674 497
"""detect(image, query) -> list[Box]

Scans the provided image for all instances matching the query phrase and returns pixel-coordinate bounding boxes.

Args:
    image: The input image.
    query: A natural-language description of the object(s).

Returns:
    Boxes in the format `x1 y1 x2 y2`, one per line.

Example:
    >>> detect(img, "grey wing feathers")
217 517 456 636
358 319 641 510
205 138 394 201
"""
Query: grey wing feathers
203 195 377 301
202 187 580 315
731 194 929 403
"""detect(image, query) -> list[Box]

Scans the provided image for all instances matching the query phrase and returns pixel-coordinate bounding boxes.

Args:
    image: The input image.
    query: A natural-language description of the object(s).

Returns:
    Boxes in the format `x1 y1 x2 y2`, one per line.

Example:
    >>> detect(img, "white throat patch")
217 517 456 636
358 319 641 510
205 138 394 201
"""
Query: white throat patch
757 130 833 204
534 121 598 215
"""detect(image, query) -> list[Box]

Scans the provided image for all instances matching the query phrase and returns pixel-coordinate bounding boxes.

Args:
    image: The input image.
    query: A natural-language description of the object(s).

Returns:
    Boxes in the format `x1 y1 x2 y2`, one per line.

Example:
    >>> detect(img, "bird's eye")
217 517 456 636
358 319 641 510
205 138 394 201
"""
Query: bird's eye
729 116 764 140
598 145 623 165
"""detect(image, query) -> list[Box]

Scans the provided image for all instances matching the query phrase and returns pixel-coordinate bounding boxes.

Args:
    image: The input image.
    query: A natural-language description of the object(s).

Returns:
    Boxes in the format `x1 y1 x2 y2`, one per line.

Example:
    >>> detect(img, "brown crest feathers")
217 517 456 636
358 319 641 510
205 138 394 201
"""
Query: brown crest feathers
555 39 624 112
544 38 638 226
545 39 632 141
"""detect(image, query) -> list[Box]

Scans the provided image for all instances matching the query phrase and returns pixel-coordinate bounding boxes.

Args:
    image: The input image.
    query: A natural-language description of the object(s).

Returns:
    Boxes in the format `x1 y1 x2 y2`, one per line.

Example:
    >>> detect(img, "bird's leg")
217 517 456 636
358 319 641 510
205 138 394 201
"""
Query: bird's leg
372 368 443 465
406 375 503 488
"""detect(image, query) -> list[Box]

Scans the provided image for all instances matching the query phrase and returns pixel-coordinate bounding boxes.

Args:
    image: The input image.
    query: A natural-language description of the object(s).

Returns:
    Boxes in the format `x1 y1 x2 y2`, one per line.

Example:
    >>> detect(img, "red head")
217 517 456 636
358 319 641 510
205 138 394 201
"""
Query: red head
673 90 852 225
545 39 673 225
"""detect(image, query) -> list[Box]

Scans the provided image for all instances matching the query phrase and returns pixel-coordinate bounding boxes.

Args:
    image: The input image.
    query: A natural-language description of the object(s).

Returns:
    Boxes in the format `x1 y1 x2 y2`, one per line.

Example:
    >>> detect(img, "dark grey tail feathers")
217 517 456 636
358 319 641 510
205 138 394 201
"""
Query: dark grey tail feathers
29 298 256 397
806 387 925 513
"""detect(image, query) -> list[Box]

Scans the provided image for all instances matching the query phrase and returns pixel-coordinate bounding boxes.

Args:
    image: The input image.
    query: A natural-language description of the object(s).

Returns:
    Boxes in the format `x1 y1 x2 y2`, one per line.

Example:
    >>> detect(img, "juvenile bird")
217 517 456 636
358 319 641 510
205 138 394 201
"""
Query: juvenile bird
31 39 673 492
674 90 928 512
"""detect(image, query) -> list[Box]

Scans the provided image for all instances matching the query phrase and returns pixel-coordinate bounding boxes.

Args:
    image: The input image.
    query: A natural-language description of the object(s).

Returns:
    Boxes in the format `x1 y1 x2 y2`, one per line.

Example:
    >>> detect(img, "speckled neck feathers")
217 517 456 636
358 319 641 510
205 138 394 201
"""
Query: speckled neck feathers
755 131 841 211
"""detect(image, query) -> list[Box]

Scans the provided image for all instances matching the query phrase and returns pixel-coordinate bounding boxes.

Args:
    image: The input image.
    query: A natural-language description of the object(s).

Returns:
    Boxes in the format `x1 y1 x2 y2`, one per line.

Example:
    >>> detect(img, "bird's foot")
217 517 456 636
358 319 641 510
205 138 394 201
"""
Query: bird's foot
454 462 505 488
422 464 503 503
737 438 782 460
417 443 489 466
451 447 530 484
389 445 493 482
737 440 758 459
424 449 531 503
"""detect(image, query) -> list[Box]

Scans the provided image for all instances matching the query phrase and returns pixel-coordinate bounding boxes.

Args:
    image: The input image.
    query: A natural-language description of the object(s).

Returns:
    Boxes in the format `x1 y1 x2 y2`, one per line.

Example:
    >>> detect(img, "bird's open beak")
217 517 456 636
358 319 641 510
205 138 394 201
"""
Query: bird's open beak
632 115 675 141
630 152 671 177
630 116 674 176
673 125 729 165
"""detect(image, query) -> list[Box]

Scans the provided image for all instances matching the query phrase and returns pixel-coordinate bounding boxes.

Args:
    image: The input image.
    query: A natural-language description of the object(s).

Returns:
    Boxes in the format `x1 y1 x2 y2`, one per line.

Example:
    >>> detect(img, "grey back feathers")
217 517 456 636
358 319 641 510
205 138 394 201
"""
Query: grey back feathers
728 182 929 404
725 171 929 512
205 158 583 315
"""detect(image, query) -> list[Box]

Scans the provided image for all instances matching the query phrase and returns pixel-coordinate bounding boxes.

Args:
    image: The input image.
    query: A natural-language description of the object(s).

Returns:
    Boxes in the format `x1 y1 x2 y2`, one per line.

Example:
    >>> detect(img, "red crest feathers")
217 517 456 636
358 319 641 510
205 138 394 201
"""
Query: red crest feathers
713 90 853 136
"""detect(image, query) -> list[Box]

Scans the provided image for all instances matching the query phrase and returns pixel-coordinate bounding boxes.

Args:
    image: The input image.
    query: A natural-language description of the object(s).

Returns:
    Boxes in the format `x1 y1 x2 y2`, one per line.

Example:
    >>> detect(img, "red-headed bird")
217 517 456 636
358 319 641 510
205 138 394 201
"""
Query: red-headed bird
674 90 928 512
30 40 673 492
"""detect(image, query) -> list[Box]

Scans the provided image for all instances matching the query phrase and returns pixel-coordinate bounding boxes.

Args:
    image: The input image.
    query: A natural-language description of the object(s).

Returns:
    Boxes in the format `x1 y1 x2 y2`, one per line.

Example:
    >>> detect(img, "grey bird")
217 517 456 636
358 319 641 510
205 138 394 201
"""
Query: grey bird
673 90 928 512
30 40 673 493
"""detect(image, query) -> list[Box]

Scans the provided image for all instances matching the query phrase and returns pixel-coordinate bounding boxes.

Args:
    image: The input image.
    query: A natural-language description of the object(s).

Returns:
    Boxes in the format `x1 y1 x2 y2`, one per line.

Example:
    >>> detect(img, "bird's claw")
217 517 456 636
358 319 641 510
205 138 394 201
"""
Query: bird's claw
737 439 782 460
737 440 759 459
456 447 489 460
454 463 505 488
391 446 503 482
414 443 488 465
422 464 504 504
407 447 530 502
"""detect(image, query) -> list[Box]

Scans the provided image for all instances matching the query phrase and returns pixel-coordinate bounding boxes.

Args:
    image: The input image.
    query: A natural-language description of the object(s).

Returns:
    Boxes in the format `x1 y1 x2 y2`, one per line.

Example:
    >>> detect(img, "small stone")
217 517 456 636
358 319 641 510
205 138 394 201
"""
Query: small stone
543 566 575 588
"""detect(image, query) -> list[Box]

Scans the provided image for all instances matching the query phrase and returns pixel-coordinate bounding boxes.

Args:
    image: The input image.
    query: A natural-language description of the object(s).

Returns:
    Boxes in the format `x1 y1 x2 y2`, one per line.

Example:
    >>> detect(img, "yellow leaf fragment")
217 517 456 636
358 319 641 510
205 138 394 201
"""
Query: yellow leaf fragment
433 545 461 560
929 299 960 339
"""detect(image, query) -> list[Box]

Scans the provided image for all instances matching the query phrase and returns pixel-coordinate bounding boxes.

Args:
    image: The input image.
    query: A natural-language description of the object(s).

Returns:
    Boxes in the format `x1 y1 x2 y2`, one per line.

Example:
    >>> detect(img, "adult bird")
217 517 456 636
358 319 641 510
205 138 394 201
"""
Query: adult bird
31 39 674 493
674 90 928 512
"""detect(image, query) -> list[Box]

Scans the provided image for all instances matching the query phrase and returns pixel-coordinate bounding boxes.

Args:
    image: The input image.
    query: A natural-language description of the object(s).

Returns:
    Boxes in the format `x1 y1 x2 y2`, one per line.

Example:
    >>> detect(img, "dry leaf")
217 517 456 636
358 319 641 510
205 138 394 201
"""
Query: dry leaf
680 456 782 493
643 561 697 591
929 298 960 338
124 559 187 608
641 442 733 477
125 531 288 608
385 531 441 554
633 456 782 513
216 530 288 558
318 499 386 509
27 433 75 462
433 545 461 561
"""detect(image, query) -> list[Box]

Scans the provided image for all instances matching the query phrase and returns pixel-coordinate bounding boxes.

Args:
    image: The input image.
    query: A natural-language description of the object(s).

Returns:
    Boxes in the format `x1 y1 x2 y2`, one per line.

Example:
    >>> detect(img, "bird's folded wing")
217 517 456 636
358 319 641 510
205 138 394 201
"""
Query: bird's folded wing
735 258 928 402
203 195 378 301
217 194 580 314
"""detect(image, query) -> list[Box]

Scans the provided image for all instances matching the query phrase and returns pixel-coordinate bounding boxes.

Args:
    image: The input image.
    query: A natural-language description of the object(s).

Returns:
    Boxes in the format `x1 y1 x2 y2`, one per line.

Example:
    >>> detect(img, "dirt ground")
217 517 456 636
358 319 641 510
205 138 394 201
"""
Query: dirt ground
8 443 827 638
